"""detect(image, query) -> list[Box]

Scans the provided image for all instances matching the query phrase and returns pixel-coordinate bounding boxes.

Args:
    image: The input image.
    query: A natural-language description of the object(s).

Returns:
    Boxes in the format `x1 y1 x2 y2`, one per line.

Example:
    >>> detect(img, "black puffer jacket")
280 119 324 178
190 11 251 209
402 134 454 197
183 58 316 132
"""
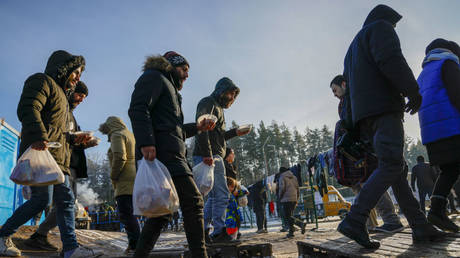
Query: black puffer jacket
343 5 419 124
17 50 85 175
193 77 239 158
128 55 198 176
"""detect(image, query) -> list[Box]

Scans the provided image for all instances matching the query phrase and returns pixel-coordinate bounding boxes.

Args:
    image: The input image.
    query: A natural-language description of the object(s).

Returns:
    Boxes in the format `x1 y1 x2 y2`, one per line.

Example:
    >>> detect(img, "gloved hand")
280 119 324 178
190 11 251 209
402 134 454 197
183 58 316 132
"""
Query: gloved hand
405 92 422 115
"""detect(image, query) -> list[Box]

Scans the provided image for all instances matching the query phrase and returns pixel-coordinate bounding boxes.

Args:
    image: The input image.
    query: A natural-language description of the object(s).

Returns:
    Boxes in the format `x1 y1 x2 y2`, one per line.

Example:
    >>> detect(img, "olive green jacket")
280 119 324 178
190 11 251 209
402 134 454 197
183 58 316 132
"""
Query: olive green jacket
17 50 85 175
103 117 136 197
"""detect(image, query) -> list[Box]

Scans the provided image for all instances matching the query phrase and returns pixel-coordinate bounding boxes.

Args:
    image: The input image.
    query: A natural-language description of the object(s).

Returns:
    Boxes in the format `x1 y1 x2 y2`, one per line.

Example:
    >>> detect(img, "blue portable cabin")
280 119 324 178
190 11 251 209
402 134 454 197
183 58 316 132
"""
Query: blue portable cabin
0 119 23 225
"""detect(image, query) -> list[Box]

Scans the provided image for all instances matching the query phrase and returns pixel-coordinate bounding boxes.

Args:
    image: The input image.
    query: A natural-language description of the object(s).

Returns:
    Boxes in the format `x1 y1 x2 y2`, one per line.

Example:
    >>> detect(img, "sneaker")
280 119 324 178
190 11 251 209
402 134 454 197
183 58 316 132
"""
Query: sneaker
0 237 21 257
64 246 103 258
279 228 288 232
24 232 58 251
374 223 405 233
286 233 294 238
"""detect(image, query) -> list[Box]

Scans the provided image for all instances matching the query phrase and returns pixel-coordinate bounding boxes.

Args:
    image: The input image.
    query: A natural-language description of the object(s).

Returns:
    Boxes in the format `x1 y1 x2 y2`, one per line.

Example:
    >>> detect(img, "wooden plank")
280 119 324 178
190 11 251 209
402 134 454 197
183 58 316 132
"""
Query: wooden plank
305 231 460 257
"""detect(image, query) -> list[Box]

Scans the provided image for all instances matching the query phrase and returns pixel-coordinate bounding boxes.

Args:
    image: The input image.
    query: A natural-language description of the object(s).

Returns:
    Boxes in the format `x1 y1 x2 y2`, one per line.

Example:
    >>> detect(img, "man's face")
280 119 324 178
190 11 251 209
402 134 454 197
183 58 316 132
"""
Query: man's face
66 66 83 89
222 90 237 109
331 82 346 99
72 93 86 107
173 64 189 90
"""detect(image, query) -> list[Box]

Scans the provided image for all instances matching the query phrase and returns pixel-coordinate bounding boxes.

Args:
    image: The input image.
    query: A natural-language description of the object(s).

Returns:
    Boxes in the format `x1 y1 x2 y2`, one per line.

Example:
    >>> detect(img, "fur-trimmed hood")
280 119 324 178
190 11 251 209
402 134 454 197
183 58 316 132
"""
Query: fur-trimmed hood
143 55 173 73
44 50 85 88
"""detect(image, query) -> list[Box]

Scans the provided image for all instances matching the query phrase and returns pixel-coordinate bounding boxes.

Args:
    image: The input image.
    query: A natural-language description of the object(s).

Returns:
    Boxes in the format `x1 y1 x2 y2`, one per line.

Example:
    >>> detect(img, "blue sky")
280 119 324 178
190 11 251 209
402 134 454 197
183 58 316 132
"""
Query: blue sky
1 1 459 156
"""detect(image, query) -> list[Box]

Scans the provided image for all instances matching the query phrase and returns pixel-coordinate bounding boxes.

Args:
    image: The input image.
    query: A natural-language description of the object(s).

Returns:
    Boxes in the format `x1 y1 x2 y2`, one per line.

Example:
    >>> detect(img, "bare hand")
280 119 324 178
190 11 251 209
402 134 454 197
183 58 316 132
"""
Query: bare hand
197 119 216 132
141 146 156 161
31 141 48 150
203 157 214 166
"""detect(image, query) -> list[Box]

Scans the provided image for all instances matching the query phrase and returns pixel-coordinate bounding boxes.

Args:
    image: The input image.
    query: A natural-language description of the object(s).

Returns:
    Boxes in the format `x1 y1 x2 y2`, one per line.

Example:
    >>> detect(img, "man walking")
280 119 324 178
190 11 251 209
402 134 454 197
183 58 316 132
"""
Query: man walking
0 50 100 257
23 81 98 252
278 165 305 238
193 77 250 243
411 156 438 214
99 116 140 254
330 75 404 233
128 51 214 258
338 5 444 249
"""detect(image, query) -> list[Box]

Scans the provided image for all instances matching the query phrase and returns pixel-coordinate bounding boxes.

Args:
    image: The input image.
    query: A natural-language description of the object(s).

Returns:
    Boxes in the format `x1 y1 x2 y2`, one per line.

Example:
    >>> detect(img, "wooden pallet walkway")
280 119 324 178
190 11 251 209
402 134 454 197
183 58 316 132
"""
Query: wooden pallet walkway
297 229 460 257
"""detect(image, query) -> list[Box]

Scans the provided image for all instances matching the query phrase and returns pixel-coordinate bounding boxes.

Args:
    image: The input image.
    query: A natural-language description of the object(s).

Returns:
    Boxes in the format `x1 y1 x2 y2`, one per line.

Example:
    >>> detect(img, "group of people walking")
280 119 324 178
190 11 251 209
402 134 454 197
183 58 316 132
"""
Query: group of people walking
330 4 460 249
1 3 460 258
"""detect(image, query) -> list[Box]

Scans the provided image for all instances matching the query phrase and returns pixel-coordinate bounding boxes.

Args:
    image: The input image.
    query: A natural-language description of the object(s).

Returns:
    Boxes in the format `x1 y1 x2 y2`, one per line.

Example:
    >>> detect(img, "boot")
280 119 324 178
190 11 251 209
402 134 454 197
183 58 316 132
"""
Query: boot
412 223 448 243
427 196 459 232
337 216 380 249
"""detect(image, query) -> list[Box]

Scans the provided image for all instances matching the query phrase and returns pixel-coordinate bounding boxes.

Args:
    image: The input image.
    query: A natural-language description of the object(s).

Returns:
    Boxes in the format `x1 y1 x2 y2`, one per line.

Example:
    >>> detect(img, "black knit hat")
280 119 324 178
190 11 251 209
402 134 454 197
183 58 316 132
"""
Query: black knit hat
74 81 88 96
163 51 189 67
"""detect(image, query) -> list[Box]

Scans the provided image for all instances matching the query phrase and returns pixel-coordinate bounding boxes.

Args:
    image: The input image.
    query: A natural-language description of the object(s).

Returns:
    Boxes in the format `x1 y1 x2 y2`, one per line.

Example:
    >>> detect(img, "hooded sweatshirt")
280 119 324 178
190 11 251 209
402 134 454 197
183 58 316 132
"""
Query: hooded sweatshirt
17 50 85 174
343 4 419 124
128 55 198 176
101 116 136 197
193 77 240 158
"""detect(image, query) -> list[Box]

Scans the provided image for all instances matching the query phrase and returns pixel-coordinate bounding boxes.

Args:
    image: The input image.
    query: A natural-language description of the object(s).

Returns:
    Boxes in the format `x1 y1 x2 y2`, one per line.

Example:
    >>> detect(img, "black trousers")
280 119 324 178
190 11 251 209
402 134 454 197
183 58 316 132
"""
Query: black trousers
433 163 460 205
134 175 207 258
115 195 140 249
282 202 303 234
348 113 426 227
254 203 266 231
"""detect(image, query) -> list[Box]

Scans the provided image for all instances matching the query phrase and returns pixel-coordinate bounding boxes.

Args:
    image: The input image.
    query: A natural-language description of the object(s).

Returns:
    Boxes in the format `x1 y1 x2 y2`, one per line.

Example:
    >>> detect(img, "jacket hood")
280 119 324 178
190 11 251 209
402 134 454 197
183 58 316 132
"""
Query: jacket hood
44 50 85 88
363 4 402 27
143 55 173 73
99 116 127 137
211 77 240 106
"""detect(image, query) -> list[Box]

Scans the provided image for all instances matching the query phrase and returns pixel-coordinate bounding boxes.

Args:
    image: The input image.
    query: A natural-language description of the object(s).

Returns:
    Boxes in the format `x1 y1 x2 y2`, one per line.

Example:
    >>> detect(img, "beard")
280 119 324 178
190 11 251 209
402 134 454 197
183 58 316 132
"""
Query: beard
171 70 185 90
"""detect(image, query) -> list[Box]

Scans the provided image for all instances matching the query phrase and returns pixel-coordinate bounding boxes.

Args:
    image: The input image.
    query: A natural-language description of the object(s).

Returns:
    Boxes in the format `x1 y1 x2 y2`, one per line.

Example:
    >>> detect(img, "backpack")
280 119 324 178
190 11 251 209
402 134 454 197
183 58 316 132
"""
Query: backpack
332 121 377 187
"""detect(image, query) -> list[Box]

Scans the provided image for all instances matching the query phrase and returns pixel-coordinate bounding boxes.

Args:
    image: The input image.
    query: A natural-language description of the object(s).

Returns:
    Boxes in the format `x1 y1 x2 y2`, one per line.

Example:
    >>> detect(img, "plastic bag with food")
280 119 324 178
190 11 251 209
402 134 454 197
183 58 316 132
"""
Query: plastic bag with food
133 158 179 218
10 147 64 186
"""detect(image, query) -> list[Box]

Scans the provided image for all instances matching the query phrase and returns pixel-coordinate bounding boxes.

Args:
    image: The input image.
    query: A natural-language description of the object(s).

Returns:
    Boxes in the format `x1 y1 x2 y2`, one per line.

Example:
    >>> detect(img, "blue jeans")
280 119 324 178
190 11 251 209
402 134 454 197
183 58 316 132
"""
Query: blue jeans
0 175 78 251
193 155 229 237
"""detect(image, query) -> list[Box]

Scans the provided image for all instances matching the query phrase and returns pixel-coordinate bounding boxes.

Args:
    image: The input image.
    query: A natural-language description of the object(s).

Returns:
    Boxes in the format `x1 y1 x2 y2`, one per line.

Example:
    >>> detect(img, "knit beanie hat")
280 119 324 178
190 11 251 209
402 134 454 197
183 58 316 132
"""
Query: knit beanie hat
74 81 88 96
163 51 189 67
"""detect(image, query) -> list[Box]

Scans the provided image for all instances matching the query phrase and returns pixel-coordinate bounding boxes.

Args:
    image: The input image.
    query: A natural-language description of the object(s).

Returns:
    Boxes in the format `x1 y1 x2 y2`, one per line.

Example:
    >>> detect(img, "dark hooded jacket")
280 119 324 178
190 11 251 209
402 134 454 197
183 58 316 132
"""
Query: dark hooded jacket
128 55 198 176
343 5 419 124
193 77 239 158
421 39 460 165
17 50 85 175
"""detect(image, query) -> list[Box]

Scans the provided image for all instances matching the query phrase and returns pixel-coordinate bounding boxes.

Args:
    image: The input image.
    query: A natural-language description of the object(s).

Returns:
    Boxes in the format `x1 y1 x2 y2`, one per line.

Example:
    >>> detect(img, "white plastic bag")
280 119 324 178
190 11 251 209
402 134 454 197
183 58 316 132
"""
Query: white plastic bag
10 147 65 186
133 158 179 218
192 162 215 196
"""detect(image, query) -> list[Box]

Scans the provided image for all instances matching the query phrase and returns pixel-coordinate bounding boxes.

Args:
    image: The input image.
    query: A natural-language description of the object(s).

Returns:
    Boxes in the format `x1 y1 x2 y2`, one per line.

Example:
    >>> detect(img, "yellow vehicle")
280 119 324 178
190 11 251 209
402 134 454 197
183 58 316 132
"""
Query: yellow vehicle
299 185 351 219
